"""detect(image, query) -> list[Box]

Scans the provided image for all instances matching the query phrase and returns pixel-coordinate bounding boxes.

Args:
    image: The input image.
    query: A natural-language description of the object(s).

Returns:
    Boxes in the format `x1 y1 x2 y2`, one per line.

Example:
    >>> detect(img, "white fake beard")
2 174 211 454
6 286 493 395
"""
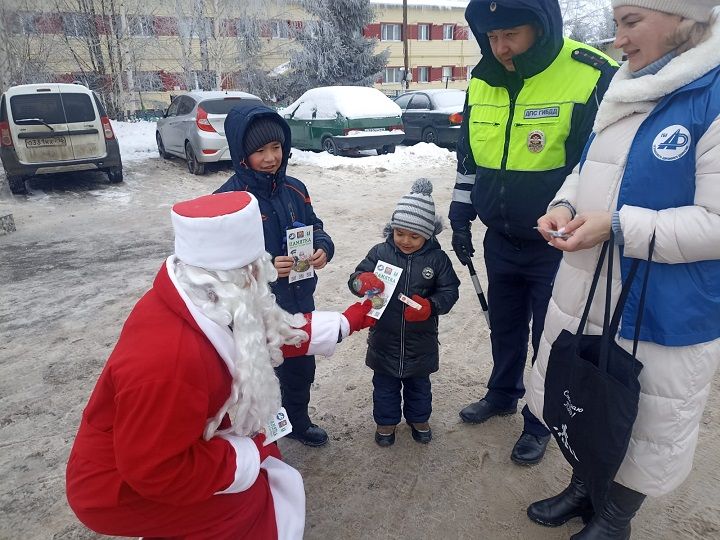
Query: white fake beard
174 253 307 439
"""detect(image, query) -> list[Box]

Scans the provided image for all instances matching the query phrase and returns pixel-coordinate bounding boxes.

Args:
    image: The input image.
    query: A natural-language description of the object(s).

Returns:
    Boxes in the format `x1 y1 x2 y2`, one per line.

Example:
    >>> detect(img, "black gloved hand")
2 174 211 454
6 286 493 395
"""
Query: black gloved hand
451 223 474 266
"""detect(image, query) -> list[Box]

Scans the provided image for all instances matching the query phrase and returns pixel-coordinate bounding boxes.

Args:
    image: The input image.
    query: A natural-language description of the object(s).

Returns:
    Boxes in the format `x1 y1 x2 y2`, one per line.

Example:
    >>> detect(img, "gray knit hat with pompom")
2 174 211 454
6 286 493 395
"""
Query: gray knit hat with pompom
390 178 438 240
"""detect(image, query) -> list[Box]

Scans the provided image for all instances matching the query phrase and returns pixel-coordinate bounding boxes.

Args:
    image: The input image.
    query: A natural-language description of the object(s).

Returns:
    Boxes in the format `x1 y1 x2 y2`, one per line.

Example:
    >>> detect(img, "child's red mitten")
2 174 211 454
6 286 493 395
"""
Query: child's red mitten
351 272 385 296
404 295 432 322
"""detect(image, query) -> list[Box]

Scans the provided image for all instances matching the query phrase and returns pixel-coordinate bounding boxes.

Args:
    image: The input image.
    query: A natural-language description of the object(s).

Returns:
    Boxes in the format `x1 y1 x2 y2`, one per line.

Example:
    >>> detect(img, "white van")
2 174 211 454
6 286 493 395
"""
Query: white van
0 83 123 194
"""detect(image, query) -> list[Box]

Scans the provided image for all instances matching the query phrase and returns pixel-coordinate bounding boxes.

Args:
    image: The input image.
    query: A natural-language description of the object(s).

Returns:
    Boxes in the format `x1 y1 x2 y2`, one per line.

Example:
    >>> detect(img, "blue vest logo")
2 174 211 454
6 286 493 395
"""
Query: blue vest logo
652 124 691 161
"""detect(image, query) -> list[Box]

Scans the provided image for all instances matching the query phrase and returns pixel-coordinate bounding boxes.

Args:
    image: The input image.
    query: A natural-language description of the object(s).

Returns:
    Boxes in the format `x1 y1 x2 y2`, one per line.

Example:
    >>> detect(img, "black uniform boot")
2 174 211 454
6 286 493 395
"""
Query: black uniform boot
570 482 646 540
527 474 594 526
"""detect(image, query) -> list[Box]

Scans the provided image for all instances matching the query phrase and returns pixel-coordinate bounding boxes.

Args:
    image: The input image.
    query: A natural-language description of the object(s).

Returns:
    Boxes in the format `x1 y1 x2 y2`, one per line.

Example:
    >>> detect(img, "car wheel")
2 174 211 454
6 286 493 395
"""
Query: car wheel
322 137 338 156
7 175 27 195
384 145 396 154
422 127 437 144
156 132 170 159
185 142 205 175
375 147 386 156
106 167 124 183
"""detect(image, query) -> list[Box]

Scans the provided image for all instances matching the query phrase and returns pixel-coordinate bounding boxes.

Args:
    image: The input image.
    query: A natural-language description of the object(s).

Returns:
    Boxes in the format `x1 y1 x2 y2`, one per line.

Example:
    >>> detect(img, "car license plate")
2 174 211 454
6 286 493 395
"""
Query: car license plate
365 128 384 132
26 136 66 148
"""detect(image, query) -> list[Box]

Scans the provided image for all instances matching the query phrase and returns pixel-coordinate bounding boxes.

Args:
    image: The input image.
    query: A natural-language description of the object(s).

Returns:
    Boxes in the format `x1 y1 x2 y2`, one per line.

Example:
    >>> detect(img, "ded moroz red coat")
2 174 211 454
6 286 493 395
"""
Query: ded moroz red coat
66 258 343 539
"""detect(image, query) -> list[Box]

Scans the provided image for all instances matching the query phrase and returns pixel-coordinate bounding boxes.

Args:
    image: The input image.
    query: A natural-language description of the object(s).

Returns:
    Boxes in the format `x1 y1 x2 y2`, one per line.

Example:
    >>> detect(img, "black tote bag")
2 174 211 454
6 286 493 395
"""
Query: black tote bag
543 232 654 510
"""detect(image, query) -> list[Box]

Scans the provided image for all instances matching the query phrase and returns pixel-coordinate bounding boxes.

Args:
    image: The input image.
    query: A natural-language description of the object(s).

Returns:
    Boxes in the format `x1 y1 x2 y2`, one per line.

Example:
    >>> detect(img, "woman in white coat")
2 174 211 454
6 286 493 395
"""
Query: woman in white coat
524 1 720 538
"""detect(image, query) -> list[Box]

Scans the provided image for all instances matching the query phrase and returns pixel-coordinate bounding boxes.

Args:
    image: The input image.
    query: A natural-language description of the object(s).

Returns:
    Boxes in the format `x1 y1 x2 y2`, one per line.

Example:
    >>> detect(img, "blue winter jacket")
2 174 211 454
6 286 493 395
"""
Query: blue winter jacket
214 105 334 313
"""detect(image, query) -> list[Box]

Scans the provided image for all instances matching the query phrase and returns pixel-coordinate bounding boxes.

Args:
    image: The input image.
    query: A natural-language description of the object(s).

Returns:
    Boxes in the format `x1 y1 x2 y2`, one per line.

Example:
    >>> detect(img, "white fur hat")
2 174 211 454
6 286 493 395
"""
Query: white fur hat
611 0 720 22
171 191 265 271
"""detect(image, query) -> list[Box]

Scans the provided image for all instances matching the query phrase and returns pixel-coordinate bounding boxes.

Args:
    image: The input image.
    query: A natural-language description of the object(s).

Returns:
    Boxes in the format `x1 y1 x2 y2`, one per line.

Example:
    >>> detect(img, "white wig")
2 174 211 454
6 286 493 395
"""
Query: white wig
174 252 307 439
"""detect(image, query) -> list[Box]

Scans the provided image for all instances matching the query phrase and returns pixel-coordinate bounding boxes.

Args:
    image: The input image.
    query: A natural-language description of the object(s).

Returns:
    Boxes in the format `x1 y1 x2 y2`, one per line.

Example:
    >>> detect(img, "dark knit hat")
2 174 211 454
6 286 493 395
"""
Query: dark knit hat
243 117 286 155
471 3 539 33
390 178 438 240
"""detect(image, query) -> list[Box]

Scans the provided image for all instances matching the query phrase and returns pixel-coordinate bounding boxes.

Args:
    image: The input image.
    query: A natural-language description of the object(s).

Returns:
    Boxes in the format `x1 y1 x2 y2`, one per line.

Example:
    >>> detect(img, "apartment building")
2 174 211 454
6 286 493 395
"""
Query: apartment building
369 0 479 94
0 0 479 114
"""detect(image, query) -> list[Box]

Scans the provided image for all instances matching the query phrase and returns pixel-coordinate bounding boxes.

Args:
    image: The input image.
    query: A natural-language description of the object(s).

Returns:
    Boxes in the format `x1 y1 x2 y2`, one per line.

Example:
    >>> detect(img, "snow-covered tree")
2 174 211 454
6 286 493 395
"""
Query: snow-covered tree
561 0 615 43
282 0 388 100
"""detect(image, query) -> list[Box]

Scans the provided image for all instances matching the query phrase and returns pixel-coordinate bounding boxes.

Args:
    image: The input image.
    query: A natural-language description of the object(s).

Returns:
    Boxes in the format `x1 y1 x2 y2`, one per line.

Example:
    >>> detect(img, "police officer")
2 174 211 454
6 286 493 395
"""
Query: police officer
451 0 617 465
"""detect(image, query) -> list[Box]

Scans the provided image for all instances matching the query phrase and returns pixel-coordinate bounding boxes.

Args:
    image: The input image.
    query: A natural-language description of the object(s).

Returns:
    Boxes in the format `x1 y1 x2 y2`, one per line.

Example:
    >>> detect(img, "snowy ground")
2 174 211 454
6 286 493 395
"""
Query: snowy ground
1 123 719 539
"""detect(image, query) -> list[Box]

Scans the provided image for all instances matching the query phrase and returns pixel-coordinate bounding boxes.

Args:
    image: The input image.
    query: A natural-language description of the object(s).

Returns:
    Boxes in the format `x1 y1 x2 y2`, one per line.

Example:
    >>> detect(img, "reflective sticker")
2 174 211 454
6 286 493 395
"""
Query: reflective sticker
527 130 545 153
422 267 434 279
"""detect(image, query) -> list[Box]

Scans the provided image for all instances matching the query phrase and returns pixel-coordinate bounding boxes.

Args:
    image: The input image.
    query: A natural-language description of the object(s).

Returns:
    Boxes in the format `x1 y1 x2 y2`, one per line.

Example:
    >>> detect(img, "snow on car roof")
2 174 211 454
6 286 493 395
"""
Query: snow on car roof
370 0 469 8
285 86 402 120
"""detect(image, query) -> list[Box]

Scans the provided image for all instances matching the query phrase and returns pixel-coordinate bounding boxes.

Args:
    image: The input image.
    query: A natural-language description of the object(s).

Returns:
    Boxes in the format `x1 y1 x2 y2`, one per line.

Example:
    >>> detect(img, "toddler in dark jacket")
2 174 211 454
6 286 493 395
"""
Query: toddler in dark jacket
349 179 459 446
215 105 334 447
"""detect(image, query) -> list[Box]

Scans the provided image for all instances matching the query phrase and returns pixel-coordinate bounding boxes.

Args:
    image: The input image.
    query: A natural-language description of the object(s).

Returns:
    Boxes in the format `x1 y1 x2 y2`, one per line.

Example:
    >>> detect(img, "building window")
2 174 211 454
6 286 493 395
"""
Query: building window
127 15 154 37
466 65 473 80
381 23 401 41
271 20 289 39
383 67 402 84
418 66 429 83
443 24 455 40
178 17 213 39
62 13 91 37
12 12 37 34
134 71 163 91
418 24 430 41
442 66 453 82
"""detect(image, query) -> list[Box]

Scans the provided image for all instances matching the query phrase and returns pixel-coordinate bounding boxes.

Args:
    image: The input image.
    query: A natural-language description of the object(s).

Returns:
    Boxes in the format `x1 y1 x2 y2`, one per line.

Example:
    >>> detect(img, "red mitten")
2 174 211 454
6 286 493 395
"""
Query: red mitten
252 433 282 462
342 299 376 334
404 295 432 322
352 272 385 296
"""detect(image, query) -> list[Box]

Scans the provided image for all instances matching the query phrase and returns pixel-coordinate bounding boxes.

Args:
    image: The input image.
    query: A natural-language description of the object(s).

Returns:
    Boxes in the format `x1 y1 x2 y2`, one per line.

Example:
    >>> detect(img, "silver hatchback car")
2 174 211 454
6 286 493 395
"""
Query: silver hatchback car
155 90 262 175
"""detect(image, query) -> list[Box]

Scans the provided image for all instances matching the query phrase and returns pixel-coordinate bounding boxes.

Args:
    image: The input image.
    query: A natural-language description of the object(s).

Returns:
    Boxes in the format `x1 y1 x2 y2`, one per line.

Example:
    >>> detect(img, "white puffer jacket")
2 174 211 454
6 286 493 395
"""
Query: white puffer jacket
526 18 720 497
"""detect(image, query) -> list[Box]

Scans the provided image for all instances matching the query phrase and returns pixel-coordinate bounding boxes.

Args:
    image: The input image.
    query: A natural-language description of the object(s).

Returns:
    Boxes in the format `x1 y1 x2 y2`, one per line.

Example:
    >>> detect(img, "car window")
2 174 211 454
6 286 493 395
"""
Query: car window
433 91 465 109
166 98 181 117
60 93 96 122
201 98 262 114
0 96 6 122
293 101 317 120
177 97 195 116
408 94 431 110
394 94 414 109
10 94 68 124
93 92 108 117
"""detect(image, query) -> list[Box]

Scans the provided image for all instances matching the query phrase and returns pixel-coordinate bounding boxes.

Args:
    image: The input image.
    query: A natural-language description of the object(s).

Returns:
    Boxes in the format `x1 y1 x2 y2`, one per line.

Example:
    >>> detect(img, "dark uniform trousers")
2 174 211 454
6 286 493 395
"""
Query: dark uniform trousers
483 228 562 436
275 354 316 434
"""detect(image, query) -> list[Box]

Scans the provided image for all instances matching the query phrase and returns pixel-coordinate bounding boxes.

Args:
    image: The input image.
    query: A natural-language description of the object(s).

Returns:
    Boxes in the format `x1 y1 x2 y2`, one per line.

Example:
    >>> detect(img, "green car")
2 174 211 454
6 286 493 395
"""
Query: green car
279 86 406 156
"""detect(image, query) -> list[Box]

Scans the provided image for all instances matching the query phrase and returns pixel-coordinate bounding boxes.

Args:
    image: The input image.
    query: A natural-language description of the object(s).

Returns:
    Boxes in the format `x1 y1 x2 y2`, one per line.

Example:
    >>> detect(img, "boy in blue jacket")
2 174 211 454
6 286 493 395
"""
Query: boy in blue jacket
215 105 334 447
349 179 460 446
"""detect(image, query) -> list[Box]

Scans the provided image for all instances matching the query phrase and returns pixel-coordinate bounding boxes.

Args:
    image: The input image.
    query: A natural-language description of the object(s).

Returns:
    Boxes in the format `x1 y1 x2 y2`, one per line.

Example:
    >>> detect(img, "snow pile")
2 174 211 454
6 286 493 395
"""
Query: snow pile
111 120 158 162
289 143 455 171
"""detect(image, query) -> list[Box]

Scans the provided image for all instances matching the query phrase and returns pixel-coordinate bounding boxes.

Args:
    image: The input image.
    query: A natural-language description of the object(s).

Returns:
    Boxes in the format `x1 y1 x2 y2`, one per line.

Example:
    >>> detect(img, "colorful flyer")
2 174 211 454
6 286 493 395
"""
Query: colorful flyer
286 225 314 283
262 407 293 445
367 260 403 319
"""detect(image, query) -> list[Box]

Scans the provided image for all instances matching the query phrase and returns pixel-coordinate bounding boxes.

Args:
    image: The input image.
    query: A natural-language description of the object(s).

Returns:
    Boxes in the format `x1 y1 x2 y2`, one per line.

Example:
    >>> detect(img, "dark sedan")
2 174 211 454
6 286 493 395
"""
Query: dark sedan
393 89 465 148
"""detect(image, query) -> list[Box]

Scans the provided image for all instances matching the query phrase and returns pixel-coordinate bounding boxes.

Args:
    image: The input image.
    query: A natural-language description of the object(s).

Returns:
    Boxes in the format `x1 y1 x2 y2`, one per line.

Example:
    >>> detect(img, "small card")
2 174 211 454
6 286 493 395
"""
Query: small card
262 407 293 445
286 225 314 283
367 260 403 319
398 292 422 310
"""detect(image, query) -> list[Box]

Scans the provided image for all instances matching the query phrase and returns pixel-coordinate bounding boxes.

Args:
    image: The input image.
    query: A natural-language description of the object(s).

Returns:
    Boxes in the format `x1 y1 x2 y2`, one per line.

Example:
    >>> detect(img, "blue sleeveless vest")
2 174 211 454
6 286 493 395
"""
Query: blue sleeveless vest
615 65 720 346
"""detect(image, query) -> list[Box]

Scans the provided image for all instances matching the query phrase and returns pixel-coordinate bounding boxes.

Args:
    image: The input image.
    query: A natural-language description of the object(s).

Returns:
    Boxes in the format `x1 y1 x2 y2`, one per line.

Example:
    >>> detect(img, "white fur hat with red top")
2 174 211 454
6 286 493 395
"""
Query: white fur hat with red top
171 191 265 270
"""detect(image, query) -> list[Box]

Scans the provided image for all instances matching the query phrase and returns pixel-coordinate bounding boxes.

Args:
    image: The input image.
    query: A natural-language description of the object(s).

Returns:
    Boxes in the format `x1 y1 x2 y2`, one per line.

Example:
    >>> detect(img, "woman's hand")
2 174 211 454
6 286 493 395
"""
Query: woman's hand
550 211 612 252
274 255 294 278
536 206 574 242
311 249 327 270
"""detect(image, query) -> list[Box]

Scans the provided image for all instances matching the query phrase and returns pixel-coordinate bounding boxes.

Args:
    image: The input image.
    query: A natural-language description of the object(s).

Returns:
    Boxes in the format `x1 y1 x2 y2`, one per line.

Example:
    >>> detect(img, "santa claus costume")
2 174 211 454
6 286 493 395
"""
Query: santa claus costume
66 192 373 539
